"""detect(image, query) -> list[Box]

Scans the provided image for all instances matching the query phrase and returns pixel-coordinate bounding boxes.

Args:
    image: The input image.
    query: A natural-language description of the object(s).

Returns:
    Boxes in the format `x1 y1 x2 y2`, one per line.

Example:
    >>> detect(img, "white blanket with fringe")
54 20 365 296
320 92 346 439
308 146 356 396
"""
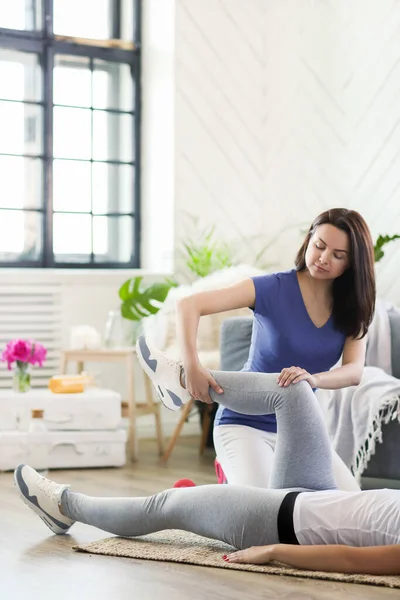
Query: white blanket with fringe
316 300 400 479
316 367 400 479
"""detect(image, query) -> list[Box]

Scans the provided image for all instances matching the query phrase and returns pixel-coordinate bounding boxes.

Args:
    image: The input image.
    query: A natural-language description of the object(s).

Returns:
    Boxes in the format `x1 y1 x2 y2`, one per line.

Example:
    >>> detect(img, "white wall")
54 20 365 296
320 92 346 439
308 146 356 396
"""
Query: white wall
141 0 176 274
174 0 400 302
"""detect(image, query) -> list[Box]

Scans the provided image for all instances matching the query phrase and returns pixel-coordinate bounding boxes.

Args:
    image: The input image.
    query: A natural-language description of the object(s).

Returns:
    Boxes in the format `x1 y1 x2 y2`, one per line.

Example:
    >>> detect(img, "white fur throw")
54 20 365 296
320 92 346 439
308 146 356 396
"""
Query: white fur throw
316 300 400 479
143 265 265 369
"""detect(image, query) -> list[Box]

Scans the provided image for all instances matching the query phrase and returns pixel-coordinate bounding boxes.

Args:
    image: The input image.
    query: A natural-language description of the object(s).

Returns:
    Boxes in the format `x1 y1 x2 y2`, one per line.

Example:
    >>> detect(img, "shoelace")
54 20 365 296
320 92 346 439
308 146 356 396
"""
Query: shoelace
158 355 186 389
162 355 183 371
37 476 67 503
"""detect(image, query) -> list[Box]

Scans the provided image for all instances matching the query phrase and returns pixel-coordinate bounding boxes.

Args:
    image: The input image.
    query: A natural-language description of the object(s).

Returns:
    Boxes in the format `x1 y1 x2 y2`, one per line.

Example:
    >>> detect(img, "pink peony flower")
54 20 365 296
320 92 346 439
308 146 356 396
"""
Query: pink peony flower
29 342 47 367
1 339 47 370
12 340 31 362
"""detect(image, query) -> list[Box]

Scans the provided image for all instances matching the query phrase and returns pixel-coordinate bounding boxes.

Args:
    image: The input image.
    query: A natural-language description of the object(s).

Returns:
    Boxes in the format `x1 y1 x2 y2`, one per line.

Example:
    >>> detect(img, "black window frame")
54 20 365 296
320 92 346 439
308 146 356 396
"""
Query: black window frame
0 0 141 269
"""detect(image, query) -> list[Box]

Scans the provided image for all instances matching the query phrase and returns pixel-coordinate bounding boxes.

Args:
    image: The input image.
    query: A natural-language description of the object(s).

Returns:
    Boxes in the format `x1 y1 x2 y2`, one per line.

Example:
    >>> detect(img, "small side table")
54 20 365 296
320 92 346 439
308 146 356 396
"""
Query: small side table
60 347 164 461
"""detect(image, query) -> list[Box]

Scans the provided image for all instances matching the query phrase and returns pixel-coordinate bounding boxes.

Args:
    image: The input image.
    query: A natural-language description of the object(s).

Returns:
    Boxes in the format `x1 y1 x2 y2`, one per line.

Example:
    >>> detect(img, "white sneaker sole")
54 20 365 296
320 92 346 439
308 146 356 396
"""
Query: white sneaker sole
14 465 72 535
135 337 185 411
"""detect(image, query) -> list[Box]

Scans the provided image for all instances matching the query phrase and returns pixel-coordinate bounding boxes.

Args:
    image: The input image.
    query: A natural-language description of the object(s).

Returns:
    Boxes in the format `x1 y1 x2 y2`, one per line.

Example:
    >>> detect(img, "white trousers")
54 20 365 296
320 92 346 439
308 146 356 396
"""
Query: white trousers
213 424 360 491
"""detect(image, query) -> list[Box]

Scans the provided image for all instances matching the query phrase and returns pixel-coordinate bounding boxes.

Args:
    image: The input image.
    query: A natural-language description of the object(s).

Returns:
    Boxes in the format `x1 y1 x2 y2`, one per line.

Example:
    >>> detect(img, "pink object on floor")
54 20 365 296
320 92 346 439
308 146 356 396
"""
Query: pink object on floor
172 478 197 488
214 458 228 484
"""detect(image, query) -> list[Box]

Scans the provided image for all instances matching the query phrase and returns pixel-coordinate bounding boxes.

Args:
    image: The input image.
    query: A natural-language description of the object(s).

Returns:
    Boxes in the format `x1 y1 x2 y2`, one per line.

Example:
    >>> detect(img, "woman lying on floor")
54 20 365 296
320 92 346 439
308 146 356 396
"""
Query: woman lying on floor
15 337 400 576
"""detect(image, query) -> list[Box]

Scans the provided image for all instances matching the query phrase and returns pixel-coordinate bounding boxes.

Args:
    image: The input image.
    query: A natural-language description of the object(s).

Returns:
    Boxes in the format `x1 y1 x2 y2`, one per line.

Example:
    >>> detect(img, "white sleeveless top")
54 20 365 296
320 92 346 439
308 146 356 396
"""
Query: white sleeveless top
293 489 400 546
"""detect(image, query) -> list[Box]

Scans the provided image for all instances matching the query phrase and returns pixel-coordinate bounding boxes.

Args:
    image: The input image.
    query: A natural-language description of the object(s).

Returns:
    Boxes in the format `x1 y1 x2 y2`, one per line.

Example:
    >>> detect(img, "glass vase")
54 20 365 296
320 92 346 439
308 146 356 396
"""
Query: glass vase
104 310 142 347
13 365 31 393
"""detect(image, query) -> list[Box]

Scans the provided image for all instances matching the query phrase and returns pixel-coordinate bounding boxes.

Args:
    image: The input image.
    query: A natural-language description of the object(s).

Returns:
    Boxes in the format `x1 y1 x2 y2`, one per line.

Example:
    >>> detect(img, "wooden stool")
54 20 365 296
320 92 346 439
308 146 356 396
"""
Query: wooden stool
160 399 212 465
60 348 164 462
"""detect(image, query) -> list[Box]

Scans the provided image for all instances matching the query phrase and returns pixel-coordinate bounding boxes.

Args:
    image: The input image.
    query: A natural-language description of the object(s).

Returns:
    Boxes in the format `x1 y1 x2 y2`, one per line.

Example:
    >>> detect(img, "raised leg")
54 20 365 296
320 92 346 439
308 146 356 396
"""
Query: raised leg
135 337 337 491
209 371 337 491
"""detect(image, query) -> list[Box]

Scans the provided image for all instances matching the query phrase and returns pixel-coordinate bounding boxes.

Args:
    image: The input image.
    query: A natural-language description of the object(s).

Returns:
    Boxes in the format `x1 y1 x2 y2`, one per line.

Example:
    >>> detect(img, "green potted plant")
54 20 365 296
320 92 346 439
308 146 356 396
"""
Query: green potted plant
179 226 236 280
120 276 175 319
111 277 177 345
374 234 400 263
105 277 176 347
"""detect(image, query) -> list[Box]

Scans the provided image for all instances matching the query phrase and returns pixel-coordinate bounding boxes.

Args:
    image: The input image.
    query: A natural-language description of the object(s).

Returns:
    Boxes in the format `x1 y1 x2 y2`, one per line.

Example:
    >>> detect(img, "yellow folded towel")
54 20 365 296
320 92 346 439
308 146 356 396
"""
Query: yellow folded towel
48 374 93 394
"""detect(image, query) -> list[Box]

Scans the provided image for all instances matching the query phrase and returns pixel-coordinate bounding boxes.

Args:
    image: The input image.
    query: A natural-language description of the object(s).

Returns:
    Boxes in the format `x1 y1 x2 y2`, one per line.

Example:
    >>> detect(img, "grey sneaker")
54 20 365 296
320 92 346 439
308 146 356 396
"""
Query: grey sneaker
135 336 191 411
14 464 74 535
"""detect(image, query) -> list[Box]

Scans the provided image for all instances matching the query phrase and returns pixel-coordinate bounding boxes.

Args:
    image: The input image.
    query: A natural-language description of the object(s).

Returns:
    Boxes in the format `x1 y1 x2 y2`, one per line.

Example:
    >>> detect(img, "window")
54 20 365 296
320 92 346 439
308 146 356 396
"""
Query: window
0 1 140 267
0 1 42 31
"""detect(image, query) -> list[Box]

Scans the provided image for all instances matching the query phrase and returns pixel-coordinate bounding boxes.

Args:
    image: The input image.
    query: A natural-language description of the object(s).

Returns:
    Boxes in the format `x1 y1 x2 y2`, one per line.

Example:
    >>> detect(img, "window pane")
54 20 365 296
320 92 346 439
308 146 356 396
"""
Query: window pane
0 156 42 209
93 61 134 112
92 163 133 214
53 213 91 259
54 56 91 107
93 112 133 162
93 216 133 263
121 0 135 42
0 0 41 31
53 107 91 159
0 50 41 102
0 101 42 155
0 210 41 260
53 0 111 39
53 160 91 212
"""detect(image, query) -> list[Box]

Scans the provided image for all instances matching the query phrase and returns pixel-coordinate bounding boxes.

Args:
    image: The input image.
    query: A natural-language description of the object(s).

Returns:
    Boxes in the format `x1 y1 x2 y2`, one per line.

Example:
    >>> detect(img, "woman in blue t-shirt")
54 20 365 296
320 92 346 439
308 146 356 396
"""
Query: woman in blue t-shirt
174 208 376 490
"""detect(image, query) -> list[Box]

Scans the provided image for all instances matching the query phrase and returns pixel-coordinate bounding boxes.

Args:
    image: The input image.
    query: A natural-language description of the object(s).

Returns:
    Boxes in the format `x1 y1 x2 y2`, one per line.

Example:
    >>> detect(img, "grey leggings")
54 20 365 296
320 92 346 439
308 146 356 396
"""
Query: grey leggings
62 372 337 549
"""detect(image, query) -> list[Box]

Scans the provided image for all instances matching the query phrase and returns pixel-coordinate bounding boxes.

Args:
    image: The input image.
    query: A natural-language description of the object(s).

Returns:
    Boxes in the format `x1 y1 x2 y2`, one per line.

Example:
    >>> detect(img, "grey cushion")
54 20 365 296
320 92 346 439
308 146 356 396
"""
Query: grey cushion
363 419 400 480
220 317 253 372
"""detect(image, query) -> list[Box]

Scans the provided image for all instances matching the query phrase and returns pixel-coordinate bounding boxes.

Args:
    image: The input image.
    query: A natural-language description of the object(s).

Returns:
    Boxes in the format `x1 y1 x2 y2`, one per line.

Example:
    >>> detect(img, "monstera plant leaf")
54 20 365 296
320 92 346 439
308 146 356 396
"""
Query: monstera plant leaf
119 276 176 321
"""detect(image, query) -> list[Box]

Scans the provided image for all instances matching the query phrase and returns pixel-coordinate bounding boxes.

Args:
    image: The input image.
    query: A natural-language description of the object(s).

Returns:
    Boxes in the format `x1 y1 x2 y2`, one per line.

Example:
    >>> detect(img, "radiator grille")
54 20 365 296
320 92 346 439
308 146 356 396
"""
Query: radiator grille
0 284 62 388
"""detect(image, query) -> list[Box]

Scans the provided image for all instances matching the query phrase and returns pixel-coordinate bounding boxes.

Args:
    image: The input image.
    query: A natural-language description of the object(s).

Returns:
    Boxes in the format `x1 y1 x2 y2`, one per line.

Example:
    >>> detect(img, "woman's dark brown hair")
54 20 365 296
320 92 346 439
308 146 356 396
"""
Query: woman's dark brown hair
295 208 376 338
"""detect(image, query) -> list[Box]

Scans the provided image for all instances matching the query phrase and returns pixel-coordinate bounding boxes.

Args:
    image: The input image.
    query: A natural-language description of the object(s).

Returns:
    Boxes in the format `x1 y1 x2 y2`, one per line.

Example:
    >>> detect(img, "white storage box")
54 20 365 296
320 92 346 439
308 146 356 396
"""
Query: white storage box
0 388 122 432
0 429 127 471
0 398 18 430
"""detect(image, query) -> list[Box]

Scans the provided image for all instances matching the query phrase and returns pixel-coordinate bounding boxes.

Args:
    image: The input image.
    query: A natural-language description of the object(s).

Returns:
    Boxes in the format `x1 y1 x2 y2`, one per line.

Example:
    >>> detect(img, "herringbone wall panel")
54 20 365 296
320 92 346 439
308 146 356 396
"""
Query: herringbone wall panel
175 0 400 303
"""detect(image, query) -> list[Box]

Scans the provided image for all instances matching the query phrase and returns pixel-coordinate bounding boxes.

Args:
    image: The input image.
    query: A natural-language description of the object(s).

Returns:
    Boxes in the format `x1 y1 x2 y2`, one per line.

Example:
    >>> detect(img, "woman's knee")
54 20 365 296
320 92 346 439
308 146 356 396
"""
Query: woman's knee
281 380 312 402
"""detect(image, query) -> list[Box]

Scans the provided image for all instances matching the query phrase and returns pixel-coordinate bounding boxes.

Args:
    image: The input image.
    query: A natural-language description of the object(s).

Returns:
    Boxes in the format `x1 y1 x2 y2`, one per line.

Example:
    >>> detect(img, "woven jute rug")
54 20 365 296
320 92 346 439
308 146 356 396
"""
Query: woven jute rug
73 530 400 589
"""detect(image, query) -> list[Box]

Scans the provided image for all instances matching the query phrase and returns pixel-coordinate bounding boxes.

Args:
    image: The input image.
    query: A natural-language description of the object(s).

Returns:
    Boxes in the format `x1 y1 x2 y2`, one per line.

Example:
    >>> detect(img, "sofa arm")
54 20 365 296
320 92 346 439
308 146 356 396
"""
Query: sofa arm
389 310 400 379
220 317 253 372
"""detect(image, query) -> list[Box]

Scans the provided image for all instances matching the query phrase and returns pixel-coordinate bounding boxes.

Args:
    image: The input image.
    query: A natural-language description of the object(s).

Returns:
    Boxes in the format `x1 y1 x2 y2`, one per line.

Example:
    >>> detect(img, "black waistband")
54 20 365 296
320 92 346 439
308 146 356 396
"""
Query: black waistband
277 491 302 545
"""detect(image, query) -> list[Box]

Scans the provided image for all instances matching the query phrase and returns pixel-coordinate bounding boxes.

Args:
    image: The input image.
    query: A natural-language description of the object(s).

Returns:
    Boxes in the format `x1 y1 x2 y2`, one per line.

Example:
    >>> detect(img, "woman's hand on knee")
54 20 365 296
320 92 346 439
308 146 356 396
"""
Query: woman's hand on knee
184 365 223 404
277 367 316 388
224 545 275 565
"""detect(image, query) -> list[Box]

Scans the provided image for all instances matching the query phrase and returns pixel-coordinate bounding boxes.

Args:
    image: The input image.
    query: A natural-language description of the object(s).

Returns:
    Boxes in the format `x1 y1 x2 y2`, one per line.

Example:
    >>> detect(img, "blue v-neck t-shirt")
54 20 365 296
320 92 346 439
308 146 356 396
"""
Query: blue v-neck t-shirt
214 269 347 433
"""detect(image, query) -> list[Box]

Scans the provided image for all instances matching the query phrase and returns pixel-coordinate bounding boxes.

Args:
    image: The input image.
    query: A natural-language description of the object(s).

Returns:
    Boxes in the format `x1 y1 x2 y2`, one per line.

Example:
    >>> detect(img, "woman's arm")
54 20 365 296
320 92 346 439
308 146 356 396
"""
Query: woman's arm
177 278 255 367
313 335 366 389
278 335 367 390
176 279 256 403
226 544 400 575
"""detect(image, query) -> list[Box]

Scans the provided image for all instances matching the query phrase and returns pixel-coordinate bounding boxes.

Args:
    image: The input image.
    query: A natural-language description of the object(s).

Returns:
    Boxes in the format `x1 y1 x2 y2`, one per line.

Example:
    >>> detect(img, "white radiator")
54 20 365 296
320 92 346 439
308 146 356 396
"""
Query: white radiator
0 283 62 388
